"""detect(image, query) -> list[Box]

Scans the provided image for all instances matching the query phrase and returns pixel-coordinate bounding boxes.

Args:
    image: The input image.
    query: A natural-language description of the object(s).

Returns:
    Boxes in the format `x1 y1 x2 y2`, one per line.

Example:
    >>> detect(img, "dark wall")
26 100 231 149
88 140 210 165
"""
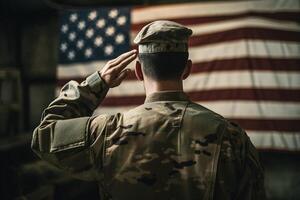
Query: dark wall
21 14 58 130
261 152 300 200
0 5 100 198
0 12 58 131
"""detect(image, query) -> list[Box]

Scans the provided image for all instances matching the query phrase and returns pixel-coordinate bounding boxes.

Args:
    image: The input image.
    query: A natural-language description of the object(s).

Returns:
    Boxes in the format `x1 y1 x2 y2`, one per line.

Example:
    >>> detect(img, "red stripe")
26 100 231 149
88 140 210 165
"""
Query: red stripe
187 89 300 102
230 118 300 132
188 28 300 47
131 27 300 49
100 89 300 106
131 11 300 31
57 58 300 85
191 58 300 73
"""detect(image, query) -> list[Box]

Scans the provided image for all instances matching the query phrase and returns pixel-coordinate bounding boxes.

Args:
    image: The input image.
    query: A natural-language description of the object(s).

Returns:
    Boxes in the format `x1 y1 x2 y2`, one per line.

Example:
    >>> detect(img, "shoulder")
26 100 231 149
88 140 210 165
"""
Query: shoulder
187 102 249 139
186 102 257 163
186 102 226 124
223 121 249 145
221 120 263 175
90 112 125 142
182 102 227 135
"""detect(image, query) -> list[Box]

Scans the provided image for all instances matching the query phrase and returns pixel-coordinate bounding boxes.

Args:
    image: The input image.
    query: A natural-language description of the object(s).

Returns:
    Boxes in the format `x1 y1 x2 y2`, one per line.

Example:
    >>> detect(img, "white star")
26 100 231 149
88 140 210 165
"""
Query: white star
88 11 97 20
104 45 114 55
115 34 125 44
70 13 78 22
117 16 127 26
78 21 86 30
68 51 75 60
96 19 106 28
61 25 68 33
94 36 103 47
68 32 76 41
106 26 115 36
60 43 67 52
108 9 118 18
85 48 93 58
77 40 84 49
86 28 94 38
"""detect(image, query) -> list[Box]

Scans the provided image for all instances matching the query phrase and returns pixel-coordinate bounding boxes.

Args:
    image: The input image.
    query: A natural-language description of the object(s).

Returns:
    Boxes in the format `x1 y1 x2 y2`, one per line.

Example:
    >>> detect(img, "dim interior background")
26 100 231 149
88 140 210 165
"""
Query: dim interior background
0 0 299 199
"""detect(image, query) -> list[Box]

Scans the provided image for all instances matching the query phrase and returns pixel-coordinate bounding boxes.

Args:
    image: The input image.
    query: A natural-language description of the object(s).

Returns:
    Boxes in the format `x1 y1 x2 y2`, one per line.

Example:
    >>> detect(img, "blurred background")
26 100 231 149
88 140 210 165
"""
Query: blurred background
0 0 299 199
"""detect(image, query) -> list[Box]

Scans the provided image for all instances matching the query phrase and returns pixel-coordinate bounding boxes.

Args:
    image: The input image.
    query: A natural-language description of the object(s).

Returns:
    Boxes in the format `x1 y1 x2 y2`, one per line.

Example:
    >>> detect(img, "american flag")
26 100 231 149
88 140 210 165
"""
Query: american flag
57 0 300 152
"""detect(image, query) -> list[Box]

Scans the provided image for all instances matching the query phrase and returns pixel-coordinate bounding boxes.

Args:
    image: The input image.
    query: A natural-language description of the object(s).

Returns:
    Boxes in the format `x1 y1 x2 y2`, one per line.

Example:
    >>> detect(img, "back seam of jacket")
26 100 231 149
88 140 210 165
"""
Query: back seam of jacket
178 101 190 154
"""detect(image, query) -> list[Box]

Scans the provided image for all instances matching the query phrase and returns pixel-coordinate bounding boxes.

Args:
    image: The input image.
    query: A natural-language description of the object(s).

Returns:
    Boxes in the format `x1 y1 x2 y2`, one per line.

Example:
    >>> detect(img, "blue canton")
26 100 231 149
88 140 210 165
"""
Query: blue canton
59 7 131 64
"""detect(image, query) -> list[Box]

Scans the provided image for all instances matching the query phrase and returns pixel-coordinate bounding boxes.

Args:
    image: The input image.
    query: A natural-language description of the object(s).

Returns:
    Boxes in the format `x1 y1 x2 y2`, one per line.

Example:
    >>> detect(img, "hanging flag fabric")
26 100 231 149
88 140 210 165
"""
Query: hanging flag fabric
57 0 300 151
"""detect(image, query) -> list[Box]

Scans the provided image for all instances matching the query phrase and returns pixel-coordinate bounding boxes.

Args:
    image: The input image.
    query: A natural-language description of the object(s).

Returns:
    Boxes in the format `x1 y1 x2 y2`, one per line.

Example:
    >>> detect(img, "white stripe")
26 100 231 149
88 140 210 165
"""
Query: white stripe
132 0 300 24
189 17 300 35
199 101 300 119
104 71 300 97
188 40 300 62
92 101 300 119
58 40 300 78
185 71 300 90
131 17 300 40
248 131 300 150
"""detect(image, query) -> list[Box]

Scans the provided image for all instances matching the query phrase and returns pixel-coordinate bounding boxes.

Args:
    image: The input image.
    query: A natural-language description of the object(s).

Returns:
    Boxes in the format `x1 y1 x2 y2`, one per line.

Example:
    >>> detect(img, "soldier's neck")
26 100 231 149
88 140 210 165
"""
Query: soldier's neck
144 79 183 96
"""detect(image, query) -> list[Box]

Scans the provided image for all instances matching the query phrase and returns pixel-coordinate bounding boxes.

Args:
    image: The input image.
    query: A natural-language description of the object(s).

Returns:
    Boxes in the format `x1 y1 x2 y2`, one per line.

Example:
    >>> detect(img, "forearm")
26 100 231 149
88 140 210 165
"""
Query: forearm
42 72 108 122
31 50 136 179
31 72 108 172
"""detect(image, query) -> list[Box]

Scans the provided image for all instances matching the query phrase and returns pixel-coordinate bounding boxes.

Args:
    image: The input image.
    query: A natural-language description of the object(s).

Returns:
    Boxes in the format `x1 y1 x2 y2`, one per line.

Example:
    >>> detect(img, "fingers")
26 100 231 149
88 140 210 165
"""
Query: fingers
113 52 137 74
110 49 137 67
110 69 131 87
100 49 137 88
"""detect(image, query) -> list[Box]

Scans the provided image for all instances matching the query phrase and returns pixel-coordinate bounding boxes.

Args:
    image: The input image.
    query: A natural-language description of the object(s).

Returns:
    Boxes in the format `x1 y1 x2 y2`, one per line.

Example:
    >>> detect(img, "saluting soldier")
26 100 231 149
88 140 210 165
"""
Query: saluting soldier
32 20 265 200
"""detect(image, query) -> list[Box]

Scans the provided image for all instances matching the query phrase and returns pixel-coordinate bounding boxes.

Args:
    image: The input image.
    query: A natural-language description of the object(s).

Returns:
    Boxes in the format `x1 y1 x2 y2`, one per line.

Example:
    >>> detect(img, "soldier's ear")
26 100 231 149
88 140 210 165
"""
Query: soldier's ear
182 59 192 80
135 61 144 81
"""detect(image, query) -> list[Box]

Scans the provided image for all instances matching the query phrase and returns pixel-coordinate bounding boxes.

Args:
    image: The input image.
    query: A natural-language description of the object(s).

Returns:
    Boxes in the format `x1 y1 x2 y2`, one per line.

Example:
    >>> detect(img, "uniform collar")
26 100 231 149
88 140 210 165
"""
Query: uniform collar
144 91 190 103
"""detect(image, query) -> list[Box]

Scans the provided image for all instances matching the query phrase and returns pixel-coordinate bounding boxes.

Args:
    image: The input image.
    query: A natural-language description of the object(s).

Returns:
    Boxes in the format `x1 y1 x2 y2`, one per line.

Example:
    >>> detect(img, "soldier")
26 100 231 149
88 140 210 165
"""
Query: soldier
32 20 265 199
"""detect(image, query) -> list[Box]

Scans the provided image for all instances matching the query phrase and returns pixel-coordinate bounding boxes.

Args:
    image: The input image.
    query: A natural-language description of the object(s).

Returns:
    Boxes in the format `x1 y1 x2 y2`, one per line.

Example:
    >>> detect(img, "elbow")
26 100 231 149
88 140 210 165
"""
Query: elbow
31 123 54 156
31 126 62 169
31 127 45 159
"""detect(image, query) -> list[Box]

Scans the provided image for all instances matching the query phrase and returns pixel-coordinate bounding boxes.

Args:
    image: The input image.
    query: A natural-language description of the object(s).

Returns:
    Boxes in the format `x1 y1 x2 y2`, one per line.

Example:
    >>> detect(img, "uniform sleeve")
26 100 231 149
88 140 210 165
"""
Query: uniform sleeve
214 122 266 200
235 133 266 200
31 72 111 181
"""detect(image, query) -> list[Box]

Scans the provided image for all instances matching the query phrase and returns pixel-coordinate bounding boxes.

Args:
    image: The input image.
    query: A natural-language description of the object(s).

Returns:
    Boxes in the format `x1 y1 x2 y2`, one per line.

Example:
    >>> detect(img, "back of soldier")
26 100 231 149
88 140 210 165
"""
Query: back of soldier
100 95 226 200
32 20 265 200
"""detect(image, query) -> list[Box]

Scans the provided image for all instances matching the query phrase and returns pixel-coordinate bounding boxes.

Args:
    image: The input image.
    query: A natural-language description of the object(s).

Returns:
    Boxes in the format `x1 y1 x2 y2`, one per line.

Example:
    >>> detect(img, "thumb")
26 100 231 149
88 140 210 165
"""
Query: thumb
111 69 131 87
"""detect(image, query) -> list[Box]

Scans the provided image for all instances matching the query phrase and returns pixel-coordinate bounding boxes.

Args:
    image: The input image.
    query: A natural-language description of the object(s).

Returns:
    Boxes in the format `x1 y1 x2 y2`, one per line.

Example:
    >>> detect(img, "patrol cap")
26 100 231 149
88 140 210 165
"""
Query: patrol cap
133 20 193 53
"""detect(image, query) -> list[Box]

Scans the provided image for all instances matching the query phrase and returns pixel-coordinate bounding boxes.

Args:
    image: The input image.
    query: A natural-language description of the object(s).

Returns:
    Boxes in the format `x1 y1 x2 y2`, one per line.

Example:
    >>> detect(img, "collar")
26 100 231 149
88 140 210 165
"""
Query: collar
144 91 190 103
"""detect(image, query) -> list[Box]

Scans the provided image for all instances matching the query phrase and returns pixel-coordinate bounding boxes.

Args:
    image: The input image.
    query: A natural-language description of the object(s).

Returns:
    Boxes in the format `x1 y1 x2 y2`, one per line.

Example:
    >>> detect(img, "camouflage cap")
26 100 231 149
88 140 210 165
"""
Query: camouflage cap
133 20 193 53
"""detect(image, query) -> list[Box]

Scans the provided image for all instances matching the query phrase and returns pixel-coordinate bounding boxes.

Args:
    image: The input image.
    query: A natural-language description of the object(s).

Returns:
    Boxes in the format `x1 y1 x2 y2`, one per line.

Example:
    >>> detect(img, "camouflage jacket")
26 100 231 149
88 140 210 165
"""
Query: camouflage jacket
32 72 265 200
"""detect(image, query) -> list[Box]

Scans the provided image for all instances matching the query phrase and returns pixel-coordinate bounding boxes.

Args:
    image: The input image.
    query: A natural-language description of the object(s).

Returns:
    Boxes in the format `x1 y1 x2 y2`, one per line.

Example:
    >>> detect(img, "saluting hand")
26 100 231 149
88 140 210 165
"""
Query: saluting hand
99 49 137 88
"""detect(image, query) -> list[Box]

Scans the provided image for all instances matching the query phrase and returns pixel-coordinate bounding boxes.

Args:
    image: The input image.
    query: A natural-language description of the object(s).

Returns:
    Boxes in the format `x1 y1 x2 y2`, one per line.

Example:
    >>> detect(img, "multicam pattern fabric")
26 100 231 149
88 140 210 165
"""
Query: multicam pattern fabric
32 72 265 200
134 20 193 53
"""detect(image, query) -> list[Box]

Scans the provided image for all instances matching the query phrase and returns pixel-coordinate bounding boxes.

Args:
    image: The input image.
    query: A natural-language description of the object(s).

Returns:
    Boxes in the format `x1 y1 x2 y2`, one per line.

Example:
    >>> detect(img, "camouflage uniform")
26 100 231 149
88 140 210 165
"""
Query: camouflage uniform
32 21 265 199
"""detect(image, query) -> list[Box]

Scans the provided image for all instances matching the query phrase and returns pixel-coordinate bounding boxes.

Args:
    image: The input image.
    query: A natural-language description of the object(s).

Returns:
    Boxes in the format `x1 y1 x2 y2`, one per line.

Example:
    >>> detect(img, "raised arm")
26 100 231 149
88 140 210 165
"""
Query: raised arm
31 50 137 180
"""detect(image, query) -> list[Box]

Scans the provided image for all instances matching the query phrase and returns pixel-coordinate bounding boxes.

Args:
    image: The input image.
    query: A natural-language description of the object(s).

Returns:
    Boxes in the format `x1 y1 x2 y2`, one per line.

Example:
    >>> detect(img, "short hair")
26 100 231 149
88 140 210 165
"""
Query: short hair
138 52 189 80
